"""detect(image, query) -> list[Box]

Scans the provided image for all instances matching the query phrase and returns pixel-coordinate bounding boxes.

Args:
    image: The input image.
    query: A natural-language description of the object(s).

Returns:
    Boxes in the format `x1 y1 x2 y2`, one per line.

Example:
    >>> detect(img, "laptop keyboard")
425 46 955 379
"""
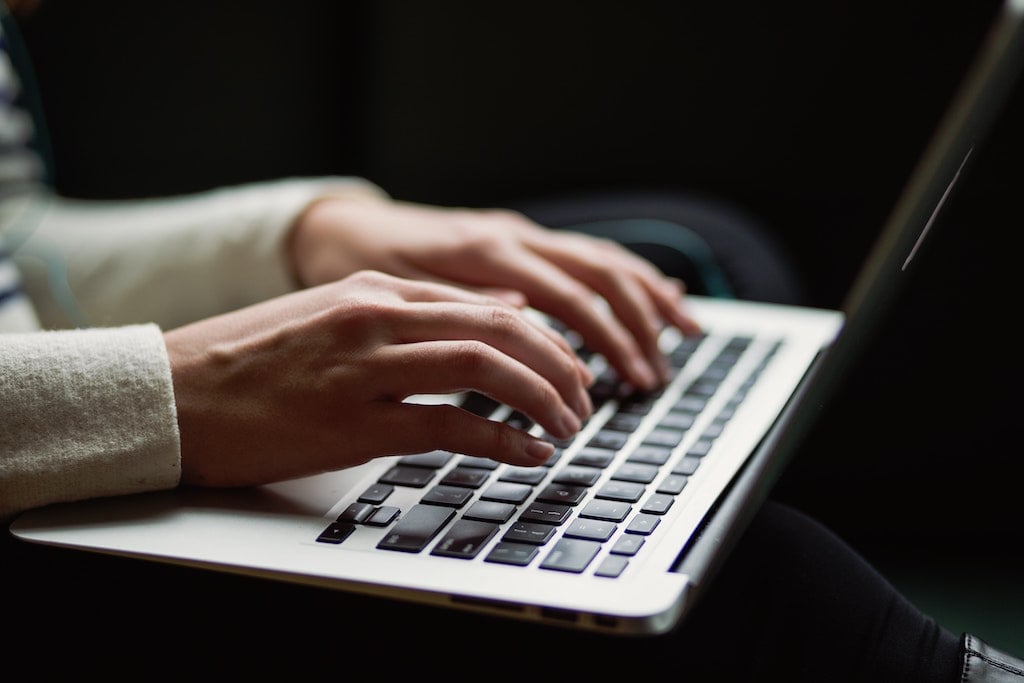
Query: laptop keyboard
316 328 780 578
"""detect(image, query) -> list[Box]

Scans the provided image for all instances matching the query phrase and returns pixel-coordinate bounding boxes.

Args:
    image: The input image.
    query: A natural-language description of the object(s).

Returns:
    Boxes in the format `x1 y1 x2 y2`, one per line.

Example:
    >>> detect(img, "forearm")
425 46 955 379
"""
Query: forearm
0 324 180 519
8 177 385 329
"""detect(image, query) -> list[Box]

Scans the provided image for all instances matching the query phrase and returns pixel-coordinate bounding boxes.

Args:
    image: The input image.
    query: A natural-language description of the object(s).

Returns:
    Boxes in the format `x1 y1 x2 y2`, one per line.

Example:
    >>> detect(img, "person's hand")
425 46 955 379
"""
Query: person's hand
164 270 593 488
288 198 702 391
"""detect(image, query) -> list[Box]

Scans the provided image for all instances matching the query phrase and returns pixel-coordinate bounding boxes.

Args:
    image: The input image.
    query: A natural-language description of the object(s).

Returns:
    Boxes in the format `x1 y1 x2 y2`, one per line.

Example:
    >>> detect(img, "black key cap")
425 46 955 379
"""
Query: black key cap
358 483 394 504
440 467 492 489
643 427 684 448
379 465 436 488
641 493 674 515
588 430 629 451
365 505 401 527
594 555 629 578
377 504 455 552
499 466 548 485
462 500 516 523
579 499 631 522
625 513 661 535
553 466 602 487
421 485 474 507
673 456 701 475
563 518 617 542
431 519 499 559
604 412 644 432
480 481 533 504
657 474 688 495
610 534 645 556
571 447 615 469
535 483 588 506
485 542 539 566
540 538 601 573
503 522 557 545
519 501 573 525
595 480 645 503
337 502 374 524
461 391 500 417
628 445 672 466
316 522 355 544
611 462 659 484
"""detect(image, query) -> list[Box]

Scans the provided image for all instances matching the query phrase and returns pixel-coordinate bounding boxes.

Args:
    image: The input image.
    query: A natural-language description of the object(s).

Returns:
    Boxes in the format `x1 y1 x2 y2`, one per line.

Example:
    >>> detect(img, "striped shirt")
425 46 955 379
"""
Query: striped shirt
0 16 44 332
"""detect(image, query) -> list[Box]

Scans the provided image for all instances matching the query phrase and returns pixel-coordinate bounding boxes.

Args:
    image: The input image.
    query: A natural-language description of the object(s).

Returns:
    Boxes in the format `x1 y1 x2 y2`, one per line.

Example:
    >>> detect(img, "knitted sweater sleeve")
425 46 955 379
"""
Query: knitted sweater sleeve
8 176 386 329
0 324 178 519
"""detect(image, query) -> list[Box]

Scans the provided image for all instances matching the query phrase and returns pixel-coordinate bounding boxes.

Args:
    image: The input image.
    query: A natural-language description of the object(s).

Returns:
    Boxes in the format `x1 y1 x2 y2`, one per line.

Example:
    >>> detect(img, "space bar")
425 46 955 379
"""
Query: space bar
377 504 455 553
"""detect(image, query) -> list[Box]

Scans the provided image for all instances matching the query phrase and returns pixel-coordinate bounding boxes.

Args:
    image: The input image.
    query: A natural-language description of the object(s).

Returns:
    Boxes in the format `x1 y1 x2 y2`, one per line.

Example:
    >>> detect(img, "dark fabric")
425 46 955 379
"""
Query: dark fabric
515 190 807 305
1 500 962 680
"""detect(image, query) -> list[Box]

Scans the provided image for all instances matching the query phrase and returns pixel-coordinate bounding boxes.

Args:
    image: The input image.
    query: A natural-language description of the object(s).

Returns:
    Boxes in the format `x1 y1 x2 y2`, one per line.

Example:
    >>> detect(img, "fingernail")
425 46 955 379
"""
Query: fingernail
560 405 582 437
576 357 595 385
574 386 593 420
632 358 658 391
525 438 556 463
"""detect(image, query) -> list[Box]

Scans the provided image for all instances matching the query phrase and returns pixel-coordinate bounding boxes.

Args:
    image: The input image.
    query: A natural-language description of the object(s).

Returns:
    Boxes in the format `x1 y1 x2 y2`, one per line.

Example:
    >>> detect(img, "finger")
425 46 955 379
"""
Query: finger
455 249 660 390
376 300 594 417
530 233 702 337
371 339 586 441
367 402 557 466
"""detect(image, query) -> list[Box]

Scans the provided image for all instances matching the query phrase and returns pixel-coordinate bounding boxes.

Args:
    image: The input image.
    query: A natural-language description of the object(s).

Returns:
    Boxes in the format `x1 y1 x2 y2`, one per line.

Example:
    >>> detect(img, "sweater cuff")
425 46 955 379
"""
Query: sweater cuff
0 324 180 519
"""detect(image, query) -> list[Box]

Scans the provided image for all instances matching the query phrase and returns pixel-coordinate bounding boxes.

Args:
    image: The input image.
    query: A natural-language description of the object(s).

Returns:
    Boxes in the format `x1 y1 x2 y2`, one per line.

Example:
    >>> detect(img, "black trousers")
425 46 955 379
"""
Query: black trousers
0 500 960 681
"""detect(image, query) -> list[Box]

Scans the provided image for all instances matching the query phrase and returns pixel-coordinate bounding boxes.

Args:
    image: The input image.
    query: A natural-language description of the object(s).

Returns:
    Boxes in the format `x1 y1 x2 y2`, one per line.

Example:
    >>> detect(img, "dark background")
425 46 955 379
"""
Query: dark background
12 0 1022 577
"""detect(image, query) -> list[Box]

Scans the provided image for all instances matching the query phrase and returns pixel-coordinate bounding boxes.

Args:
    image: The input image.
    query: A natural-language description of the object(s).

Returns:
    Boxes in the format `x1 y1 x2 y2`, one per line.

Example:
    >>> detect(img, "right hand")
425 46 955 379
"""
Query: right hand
164 270 594 488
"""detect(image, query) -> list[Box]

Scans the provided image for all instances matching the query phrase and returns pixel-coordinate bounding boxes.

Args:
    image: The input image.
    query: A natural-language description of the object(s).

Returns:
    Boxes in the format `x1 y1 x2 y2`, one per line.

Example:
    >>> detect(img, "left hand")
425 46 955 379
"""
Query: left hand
287 197 702 390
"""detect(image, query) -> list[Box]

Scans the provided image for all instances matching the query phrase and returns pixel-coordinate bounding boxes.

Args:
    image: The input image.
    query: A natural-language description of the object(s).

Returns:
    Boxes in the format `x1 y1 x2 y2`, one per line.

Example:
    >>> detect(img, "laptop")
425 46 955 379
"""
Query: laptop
10 0 1024 636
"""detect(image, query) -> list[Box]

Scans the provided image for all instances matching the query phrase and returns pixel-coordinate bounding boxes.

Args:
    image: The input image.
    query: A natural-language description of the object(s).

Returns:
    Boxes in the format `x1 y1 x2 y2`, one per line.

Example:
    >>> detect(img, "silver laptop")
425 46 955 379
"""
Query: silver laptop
11 0 1024 636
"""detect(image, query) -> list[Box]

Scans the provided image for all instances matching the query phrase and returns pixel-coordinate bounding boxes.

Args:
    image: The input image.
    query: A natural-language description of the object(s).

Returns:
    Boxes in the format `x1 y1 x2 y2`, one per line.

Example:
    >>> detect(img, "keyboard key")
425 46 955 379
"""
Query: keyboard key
672 456 700 476
379 465 437 488
564 518 617 542
462 501 517 523
571 447 616 468
431 519 499 559
594 555 629 578
440 466 492 489
337 502 374 524
499 466 549 485
611 462 659 484
656 474 688 495
625 513 662 535
480 481 533 504
485 541 539 566
365 505 401 526
518 501 572 525
540 538 601 573
421 485 474 507
316 522 355 544
552 466 602 487
535 483 588 506
628 445 673 466
579 499 632 522
641 493 674 515
377 504 455 552
357 483 394 504
503 522 557 545
610 534 645 556
595 480 645 503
